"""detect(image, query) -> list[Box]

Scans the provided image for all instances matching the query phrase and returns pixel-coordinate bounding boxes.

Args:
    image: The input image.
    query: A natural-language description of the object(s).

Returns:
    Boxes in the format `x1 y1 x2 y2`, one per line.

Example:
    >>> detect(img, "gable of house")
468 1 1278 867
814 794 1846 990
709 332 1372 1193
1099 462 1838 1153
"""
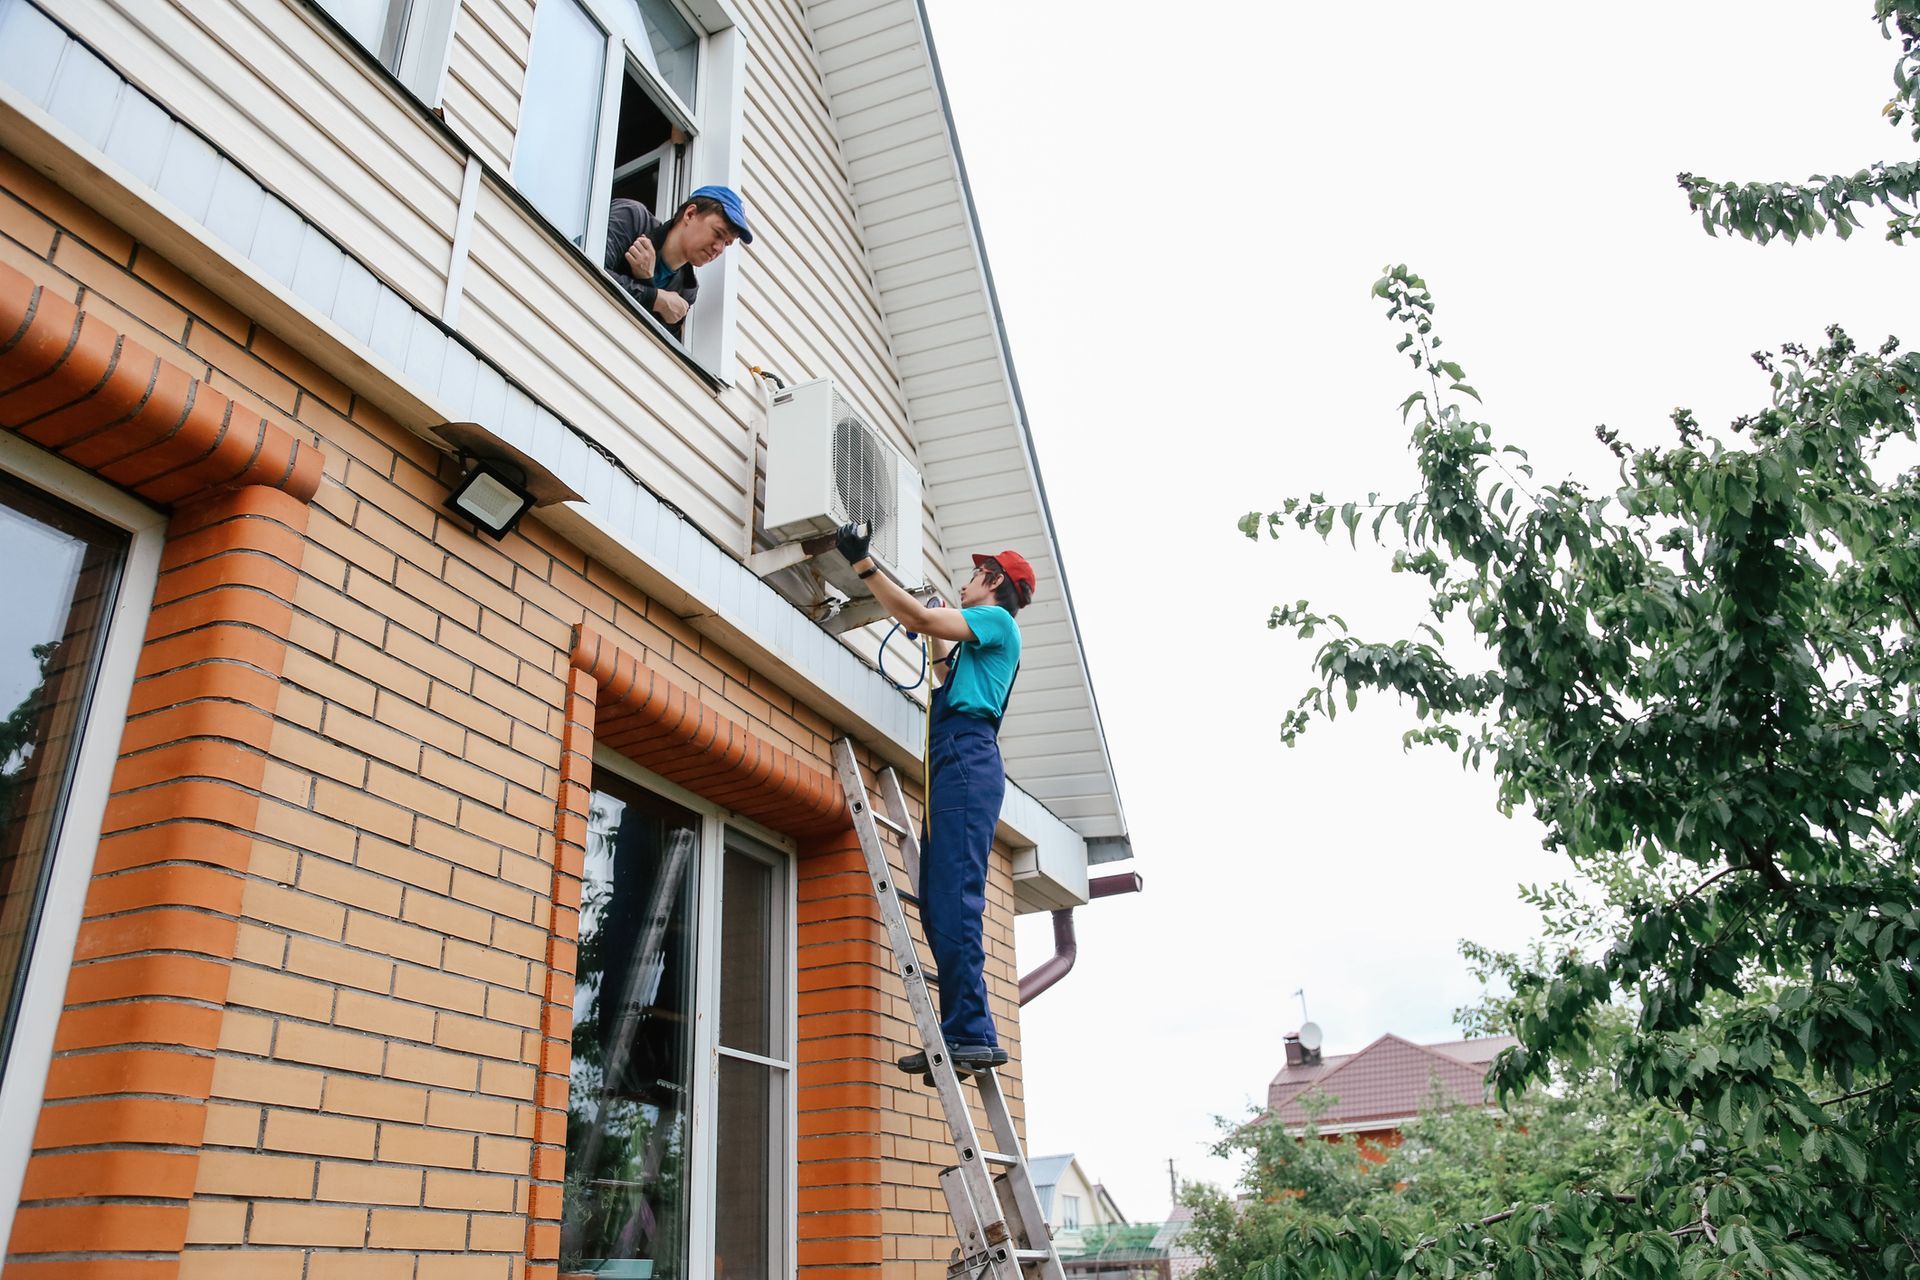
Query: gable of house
1268 1034 1517 1132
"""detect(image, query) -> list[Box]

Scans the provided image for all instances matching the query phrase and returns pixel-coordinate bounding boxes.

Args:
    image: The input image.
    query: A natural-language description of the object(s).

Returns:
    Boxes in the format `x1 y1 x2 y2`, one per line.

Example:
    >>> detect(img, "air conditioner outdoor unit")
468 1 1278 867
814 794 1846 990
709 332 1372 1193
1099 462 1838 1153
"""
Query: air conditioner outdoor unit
763 378 923 596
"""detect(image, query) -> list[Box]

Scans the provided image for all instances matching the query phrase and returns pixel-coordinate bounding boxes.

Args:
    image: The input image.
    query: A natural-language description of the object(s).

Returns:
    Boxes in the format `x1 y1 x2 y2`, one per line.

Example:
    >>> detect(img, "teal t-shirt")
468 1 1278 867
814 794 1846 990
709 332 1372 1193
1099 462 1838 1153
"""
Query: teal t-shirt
943 605 1021 720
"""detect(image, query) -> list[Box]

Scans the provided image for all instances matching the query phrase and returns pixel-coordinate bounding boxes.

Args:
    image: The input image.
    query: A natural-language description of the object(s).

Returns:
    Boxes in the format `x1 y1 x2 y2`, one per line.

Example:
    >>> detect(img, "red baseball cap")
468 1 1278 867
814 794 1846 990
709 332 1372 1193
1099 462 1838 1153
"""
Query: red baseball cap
972 549 1036 601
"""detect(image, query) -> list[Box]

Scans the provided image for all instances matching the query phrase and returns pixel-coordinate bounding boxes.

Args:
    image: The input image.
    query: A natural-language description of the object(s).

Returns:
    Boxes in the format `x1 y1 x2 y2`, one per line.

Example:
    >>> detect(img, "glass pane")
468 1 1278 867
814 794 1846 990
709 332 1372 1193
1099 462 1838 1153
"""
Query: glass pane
615 0 699 109
713 1055 777 1280
0 473 125 1080
565 776 700 1278
719 847 773 1057
517 0 607 246
314 0 391 50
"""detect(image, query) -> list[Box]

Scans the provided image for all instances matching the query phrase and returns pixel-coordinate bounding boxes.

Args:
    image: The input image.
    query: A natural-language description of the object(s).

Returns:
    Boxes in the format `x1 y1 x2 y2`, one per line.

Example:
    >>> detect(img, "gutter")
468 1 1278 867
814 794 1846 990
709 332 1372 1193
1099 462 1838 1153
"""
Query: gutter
1017 872 1143 1005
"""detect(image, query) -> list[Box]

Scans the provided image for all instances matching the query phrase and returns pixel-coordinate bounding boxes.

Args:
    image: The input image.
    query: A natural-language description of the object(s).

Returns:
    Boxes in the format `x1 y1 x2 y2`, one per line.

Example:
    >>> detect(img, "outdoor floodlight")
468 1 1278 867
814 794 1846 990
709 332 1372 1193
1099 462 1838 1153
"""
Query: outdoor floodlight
431 421 583 541
445 457 535 540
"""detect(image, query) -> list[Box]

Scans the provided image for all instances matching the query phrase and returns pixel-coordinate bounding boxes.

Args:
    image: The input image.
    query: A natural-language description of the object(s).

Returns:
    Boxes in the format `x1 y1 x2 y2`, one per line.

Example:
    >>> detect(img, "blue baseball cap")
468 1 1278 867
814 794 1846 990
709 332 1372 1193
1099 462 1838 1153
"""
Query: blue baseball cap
690 184 754 245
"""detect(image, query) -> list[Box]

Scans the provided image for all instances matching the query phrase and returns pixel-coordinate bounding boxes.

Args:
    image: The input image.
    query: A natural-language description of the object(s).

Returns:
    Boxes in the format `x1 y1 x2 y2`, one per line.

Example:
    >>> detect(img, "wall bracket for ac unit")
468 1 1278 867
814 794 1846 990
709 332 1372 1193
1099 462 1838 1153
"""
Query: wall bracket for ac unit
819 596 892 636
745 530 839 579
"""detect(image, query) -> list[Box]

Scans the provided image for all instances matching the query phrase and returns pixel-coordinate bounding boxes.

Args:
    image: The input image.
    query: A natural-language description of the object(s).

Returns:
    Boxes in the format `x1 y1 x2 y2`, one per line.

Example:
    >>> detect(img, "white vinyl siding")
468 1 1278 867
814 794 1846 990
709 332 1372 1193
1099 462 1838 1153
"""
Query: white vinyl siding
728 0 950 586
441 0 533 170
50 0 465 315
456 178 760 541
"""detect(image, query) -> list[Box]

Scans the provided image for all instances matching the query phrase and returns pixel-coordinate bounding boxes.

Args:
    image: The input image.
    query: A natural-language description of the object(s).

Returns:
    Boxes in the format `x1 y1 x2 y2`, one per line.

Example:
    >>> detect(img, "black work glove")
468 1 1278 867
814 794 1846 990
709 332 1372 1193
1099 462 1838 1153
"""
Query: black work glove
836 521 872 564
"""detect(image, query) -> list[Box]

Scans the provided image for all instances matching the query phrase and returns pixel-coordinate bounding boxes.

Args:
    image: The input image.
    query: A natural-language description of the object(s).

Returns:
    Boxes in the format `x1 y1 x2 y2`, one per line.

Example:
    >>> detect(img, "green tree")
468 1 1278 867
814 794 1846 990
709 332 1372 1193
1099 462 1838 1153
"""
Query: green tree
1221 7 1920 1276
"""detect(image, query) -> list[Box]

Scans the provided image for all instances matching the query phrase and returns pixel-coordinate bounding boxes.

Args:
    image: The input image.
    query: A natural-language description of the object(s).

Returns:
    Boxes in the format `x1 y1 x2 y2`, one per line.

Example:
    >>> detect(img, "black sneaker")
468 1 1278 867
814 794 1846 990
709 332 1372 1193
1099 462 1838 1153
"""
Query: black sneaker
894 1046 1009 1076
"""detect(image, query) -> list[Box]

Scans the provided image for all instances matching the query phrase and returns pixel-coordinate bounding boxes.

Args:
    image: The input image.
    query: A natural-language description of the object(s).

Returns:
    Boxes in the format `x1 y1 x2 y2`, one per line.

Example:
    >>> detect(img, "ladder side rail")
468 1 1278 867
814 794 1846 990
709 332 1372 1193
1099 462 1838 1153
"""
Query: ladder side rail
830 739 1009 1245
974 1071 1068 1280
875 765 923 894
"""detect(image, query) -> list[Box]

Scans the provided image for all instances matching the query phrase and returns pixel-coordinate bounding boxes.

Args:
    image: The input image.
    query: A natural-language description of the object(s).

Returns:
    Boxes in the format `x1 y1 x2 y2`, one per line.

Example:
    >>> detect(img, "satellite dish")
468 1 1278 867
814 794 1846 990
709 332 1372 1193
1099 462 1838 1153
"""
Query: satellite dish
1298 1022 1324 1052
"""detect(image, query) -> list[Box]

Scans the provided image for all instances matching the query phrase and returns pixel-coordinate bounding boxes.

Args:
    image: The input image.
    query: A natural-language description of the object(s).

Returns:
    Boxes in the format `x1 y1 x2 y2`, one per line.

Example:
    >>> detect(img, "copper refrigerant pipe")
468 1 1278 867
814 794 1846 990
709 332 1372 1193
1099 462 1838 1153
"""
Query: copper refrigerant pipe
1017 872 1143 1005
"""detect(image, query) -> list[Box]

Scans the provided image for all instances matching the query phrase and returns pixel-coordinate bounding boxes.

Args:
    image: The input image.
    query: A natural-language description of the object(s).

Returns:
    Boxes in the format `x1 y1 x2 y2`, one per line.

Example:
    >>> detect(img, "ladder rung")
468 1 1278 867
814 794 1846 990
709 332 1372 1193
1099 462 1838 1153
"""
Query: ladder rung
981 1151 1015 1166
867 807 909 837
1014 1250 1051 1262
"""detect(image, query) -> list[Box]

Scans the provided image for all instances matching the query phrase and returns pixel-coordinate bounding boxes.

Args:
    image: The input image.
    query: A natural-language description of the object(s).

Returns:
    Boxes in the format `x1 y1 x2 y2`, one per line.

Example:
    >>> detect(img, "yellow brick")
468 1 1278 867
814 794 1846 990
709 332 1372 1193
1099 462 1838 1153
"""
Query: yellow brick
323 1074 429 1124
210 1058 324 1109
262 1109 377 1160
247 1201 369 1247
316 1160 423 1206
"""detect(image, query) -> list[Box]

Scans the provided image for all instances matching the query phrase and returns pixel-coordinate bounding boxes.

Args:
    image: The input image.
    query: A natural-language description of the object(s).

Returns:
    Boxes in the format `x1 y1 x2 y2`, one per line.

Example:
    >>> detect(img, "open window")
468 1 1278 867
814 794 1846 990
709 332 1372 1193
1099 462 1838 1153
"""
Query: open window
515 0 747 381
308 0 460 103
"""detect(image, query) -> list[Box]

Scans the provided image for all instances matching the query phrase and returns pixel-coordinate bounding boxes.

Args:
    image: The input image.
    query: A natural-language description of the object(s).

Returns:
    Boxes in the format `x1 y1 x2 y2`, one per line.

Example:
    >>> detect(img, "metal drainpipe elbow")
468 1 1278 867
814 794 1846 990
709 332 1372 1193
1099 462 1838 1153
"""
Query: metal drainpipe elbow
1017 871 1143 1005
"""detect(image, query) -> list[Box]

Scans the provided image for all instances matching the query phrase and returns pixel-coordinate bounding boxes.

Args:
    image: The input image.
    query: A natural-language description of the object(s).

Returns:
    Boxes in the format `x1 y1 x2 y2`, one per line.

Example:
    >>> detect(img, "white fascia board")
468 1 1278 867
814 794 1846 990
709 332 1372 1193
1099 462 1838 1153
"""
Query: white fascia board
1001 780 1089 911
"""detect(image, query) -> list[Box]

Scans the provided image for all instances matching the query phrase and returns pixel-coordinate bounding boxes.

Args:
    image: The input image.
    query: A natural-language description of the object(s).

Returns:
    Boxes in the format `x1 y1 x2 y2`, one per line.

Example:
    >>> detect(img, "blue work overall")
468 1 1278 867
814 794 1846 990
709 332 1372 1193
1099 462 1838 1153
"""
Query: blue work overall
921 674 1008 1051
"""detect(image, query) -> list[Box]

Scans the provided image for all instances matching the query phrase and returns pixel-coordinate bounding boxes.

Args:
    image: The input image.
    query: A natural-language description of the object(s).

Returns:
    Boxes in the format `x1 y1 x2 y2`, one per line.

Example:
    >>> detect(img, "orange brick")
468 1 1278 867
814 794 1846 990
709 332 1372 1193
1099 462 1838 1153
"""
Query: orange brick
477 1058 536 1100
261 1109 377 1160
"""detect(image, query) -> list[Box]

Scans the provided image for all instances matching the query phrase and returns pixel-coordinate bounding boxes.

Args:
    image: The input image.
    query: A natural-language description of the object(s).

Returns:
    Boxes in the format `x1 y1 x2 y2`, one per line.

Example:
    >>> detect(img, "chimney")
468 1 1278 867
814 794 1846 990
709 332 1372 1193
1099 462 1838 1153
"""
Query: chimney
1283 1033 1304 1067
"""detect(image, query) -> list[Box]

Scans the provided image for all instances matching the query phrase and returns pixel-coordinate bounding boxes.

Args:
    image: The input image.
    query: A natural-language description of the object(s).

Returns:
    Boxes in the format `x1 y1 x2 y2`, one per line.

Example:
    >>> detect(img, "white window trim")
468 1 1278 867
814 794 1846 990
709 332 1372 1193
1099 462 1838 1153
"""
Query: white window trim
297 0 464 107
530 0 748 385
392 0 463 106
0 436 165 1255
589 745 797 1277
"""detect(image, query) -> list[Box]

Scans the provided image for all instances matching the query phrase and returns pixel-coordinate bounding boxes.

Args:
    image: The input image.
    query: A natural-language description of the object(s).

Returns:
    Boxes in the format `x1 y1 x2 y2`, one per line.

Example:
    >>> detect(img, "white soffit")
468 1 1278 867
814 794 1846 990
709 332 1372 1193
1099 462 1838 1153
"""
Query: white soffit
802 0 1131 855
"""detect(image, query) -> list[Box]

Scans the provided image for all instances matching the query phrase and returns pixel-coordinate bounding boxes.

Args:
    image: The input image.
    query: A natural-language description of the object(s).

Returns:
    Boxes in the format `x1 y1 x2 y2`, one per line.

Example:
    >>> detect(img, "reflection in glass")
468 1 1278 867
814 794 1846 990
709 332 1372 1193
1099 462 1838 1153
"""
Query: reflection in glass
565 777 700 1278
0 474 124 1081
518 0 608 246
713 1055 773 1279
616 0 699 109
314 0 402 61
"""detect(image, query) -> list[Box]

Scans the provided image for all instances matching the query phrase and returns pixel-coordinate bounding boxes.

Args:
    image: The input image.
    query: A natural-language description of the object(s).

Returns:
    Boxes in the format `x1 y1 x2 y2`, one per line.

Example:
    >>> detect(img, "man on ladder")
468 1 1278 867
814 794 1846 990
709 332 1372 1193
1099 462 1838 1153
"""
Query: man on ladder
834 523 1036 1076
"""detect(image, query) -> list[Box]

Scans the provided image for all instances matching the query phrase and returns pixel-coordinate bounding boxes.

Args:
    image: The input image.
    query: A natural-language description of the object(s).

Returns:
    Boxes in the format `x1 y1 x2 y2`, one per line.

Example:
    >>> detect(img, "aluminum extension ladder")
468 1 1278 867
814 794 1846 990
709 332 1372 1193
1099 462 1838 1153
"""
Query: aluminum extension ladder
831 738 1065 1280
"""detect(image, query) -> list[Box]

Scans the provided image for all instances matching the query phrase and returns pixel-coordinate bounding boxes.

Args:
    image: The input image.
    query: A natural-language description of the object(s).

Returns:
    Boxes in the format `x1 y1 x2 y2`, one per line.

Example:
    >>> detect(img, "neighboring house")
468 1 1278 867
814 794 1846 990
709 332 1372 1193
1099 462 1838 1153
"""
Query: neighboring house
1030 1153 1126 1257
0 0 1134 1276
1266 1030 1518 1156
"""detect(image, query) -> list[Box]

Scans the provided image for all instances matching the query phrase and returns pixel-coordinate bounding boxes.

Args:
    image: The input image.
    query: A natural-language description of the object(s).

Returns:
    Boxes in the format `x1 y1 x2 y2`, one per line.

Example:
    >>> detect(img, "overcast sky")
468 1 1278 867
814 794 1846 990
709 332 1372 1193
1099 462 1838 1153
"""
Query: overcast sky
917 0 1914 1220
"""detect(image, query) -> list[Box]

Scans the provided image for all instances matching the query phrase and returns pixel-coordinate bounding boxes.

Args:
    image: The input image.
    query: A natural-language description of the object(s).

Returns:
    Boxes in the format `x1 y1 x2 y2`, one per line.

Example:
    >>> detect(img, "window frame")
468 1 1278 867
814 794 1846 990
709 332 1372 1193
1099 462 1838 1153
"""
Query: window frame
517 0 749 384
305 0 463 105
0 434 166 1256
588 745 797 1277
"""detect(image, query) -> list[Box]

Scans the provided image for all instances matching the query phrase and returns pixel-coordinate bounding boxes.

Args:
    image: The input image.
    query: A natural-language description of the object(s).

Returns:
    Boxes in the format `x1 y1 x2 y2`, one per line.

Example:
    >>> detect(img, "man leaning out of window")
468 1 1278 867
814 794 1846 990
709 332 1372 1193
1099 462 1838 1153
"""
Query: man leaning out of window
605 185 754 338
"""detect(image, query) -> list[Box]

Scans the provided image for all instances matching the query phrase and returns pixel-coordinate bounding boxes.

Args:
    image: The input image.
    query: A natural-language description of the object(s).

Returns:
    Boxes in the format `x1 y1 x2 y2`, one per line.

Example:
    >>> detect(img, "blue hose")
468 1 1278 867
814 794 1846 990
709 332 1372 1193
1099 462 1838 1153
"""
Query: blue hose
878 621 928 692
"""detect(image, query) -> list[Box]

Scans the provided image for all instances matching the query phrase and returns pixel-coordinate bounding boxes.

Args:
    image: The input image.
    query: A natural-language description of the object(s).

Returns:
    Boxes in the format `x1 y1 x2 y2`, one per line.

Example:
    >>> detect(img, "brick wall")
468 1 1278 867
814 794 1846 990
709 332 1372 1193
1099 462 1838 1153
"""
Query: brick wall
0 147 1028 1278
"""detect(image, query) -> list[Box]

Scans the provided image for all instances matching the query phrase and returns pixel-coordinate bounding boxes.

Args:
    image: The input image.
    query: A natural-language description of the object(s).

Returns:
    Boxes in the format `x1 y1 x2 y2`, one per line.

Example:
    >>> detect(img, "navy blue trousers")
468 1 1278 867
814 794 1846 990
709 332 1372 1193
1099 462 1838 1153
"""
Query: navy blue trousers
922 683 1005 1050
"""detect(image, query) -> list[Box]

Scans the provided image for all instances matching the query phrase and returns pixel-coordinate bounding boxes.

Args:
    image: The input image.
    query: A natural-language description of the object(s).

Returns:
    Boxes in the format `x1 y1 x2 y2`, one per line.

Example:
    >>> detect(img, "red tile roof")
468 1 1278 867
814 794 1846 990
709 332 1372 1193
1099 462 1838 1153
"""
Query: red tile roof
1266 1034 1517 1130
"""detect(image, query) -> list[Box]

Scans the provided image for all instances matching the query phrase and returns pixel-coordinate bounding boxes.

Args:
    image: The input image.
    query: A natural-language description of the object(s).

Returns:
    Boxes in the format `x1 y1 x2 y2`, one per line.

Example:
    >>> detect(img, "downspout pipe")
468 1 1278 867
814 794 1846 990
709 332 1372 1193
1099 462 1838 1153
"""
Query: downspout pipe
1017 872 1143 1005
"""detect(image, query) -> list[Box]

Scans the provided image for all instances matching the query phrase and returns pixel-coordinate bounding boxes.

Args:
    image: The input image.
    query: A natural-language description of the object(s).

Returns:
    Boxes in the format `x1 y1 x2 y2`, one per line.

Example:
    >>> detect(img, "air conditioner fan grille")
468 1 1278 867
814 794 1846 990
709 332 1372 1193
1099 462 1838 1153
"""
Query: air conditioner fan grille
830 391 900 571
